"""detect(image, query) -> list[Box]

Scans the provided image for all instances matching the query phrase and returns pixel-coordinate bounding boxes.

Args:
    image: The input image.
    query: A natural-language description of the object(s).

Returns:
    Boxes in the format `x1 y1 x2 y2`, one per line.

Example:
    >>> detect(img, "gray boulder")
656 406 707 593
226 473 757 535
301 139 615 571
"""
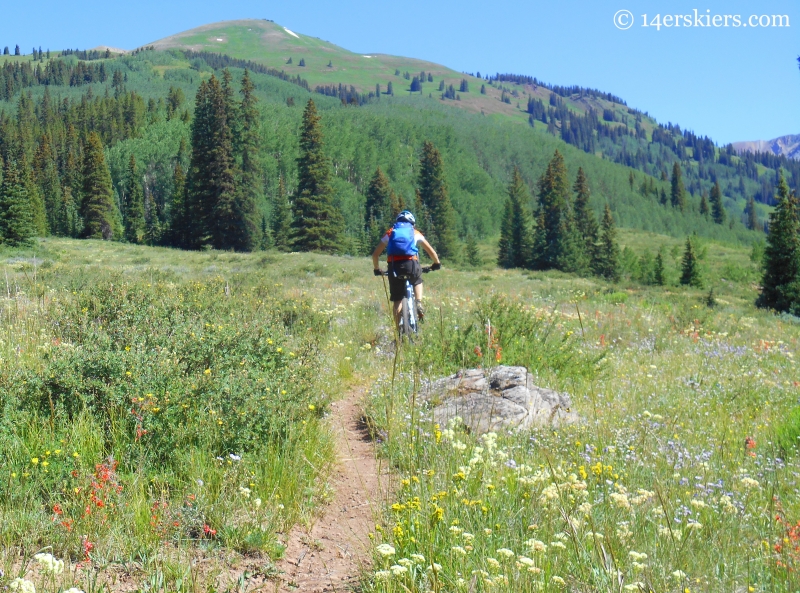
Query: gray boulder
422 366 579 434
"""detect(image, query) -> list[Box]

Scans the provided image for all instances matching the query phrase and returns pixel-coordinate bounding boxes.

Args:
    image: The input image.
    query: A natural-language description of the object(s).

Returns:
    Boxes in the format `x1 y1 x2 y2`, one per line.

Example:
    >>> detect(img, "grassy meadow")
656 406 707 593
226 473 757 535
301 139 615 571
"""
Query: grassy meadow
0 231 797 593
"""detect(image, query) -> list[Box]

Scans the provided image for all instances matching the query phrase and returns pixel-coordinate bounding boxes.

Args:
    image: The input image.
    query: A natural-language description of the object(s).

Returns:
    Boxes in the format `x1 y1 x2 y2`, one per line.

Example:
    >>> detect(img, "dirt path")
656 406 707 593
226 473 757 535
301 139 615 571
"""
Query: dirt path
275 389 387 592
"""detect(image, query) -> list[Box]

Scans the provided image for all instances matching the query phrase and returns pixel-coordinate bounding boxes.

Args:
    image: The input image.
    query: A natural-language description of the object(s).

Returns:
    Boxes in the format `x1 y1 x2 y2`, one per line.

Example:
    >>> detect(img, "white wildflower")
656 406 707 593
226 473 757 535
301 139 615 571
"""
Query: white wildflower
376 543 396 557
9 579 35 593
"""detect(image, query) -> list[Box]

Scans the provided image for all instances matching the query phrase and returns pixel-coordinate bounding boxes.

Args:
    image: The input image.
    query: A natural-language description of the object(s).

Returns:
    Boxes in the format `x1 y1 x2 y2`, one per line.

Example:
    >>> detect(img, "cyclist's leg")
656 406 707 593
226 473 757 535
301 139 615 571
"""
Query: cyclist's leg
413 282 424 319
392 299 403 328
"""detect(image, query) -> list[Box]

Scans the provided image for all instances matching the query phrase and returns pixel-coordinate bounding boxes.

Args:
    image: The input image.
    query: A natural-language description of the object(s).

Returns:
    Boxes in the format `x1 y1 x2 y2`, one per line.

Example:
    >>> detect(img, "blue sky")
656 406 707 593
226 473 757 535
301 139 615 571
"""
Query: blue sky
2 0 797 145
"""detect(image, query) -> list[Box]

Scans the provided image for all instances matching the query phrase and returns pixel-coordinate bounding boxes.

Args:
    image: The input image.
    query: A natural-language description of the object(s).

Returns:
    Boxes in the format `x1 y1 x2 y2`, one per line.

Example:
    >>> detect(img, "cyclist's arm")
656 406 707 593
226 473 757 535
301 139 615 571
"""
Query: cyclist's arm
372 242 386 270
417 237 441 265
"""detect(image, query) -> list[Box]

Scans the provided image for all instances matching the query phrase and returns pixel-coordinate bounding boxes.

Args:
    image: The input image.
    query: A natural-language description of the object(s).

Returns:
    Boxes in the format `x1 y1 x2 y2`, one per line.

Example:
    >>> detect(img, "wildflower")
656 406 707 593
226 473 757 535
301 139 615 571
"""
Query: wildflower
376 543 396 557
740 477 760 489
551 576 566 586
487 558 501 570
525 539 547 552
426 563 443 573
254 498 262 508
628 551 648 561
624 583 645 591
578 502 592 514
672 570 687 580
690 499 707 509
239 486 251 498
31 458 39 465
451 546 467 555
390 564 408 575
34 553 65 574
497 548 514 558
610 492 631 509
410 553 425 563
398 558 413 567
449 525 463 536
9 579 35 593
517 556 535 567
374 570 391 581
550 541 567 550
632 562 647 571
65 589 85 593
687 521 703 530
204 369 211 375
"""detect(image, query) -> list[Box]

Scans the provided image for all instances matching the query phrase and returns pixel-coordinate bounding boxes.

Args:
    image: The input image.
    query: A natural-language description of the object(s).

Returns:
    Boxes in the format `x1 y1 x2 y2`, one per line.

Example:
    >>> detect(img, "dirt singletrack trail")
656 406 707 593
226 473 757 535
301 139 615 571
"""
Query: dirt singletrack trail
275 389 388 592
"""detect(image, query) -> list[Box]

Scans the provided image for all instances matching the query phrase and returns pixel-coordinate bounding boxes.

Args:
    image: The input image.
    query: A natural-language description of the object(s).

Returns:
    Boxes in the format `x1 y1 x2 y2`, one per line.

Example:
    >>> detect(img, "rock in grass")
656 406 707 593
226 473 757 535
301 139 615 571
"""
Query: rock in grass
422 366 579 434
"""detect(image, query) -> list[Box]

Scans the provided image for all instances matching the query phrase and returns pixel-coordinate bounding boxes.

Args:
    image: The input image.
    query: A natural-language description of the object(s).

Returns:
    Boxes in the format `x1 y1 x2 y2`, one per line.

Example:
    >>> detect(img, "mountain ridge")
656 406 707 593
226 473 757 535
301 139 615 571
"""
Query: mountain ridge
732 134 800 160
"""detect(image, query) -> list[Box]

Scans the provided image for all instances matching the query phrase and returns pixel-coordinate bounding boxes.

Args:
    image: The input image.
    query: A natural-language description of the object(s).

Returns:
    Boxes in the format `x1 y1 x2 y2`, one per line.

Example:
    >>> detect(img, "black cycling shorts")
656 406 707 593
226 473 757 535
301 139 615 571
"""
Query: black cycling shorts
388 259 423 301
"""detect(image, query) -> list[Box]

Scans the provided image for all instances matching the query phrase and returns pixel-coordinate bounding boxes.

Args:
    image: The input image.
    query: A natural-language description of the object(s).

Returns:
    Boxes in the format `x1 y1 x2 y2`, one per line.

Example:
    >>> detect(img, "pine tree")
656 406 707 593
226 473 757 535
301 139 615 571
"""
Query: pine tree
19 155 46 237
659 188 667 205
271 174 293 251
680 236 703 288
365 167 394 246
33 134 61 235
497 167 530 268
628 171 635 190
466 233 481 267
185 75 237 250
167 162 187 247
230 69 260 251
259 215 272 250
758 174 800 312
572 167 599 266
0 158 35 246
699 192 709 217
710 181 725 224
670 162 686 211
124 154 145 243
596 204 620 281
292 99 343 252
417 141 458 258
536 150 576 271
80 132 119 240
654 250 666 286
747 196 758 231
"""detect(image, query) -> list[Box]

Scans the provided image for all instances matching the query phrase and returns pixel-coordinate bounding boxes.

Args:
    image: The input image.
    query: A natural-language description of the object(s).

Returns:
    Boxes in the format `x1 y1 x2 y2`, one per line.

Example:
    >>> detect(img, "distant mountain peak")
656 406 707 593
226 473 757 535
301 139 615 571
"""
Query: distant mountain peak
732 135 800 160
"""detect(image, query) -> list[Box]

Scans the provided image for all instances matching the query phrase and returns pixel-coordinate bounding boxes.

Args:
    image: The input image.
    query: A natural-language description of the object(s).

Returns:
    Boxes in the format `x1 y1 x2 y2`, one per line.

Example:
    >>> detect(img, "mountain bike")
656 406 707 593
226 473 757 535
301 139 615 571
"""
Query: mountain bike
381 266 434 338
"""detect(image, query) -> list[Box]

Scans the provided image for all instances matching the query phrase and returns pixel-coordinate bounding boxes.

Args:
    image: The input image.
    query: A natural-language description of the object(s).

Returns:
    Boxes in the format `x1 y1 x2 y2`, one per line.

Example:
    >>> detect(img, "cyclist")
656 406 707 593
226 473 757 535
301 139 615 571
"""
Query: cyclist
372 210 441 327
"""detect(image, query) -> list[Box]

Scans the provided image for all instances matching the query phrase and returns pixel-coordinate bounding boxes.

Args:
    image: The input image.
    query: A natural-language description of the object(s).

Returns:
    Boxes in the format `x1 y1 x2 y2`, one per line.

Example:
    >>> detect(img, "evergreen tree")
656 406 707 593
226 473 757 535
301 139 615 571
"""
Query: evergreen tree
80 132 119 240
230 69 260 251
535 150 579 271
54 186 80 238
670 162 686 211
33 134 61 235
466 233 481 267
699 192 709 217
628 171 635 190
124 154 145 243
364 167 394 246
572 167 599 265
291 99 343 252
497 197 515 268
710 181 725 224
497 167 530 268
19 154 46 236
659 188 667 205
0 158 35 246
184 75 237 250
259 215 272 250
758 174 800 312
417 141 458 258
654 250 666 286
271 174 293 251
747 195 758 231
680 236 703 287
167 162 187 247
596 204 620 281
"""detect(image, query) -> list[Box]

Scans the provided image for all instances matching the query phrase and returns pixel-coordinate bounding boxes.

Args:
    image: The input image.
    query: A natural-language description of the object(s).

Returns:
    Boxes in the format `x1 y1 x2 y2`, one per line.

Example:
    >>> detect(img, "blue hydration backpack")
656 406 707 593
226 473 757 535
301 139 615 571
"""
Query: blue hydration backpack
386 222 418 257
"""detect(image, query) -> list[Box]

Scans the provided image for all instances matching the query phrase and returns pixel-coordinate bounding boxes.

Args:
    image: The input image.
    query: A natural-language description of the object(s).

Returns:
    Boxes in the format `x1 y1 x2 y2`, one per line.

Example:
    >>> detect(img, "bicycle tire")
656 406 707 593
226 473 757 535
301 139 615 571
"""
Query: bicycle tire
400 297 413 337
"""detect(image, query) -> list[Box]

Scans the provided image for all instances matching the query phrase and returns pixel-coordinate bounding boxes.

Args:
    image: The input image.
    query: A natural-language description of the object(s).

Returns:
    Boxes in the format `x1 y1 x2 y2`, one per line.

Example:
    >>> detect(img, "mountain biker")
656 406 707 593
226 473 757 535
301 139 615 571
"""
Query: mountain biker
372 210 441 328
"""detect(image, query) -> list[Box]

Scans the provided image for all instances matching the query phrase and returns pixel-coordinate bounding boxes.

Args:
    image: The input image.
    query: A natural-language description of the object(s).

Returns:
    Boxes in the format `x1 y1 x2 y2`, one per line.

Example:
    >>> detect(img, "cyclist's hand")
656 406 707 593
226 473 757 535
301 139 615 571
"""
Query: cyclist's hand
373 269 383 276
431 262 441 271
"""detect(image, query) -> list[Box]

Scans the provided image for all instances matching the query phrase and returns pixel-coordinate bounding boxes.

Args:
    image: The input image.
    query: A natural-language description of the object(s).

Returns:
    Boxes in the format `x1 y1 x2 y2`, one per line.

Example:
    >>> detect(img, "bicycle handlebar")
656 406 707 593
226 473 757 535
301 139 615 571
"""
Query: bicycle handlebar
378 266 436 276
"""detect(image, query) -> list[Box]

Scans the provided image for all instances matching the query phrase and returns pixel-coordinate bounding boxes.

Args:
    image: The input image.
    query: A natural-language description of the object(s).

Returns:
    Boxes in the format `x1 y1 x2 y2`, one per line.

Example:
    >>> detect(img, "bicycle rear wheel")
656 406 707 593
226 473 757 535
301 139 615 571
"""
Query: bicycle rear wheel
400 297 414 338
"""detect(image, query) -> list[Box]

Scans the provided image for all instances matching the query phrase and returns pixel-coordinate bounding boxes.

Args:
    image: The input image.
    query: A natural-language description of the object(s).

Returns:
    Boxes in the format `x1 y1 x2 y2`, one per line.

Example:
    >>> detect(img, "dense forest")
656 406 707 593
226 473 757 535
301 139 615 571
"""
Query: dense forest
0 48 785 257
